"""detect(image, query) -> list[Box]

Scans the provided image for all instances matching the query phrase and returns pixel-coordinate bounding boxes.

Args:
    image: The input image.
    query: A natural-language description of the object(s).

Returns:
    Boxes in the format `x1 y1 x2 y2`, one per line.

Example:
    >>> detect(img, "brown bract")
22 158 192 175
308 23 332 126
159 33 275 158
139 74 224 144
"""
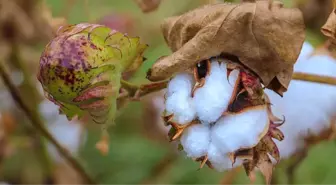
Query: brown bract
321 9 336 41
147 0 305 95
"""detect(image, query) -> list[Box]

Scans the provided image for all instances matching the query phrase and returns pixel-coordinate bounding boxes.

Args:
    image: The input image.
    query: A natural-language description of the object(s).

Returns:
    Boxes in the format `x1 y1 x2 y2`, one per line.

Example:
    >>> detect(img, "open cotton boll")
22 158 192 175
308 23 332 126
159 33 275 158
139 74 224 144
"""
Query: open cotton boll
165 73 196 124
39 99 60 122
180 124 210 158
211 106 269 154
294 41 314 70
193 59 240 124
207 143 243 172
47 116 86 163
266 52 336 159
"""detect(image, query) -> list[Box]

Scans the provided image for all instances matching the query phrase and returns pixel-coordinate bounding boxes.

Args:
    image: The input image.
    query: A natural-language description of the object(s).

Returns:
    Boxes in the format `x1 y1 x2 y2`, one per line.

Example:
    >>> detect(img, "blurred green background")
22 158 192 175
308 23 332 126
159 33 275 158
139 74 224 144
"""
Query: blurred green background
0 0 335 184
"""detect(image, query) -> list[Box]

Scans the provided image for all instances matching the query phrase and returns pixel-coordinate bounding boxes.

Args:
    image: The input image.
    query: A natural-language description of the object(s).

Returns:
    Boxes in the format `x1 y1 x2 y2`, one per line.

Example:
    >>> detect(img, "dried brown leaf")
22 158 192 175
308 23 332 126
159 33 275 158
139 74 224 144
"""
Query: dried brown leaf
321 9 336 40
147 0 305 95
296 0 333 31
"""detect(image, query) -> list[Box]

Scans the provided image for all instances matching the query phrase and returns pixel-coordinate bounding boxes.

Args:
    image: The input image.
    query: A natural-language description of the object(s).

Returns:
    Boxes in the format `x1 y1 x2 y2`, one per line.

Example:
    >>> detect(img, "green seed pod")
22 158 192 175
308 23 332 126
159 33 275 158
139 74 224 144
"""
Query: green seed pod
37 23 147 125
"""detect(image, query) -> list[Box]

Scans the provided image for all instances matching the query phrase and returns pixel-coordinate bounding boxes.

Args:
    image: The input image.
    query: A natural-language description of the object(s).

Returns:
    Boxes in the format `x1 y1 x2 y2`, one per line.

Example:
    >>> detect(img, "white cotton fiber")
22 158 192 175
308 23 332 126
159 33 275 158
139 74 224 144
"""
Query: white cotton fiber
193 59 240 124
180 124 211 158
211 106 269 154
39 97 87 163
47 116 85 163
265 42 336 159
207 143 242 172
294 41 315 70
39 99 60 122
165 73 196 124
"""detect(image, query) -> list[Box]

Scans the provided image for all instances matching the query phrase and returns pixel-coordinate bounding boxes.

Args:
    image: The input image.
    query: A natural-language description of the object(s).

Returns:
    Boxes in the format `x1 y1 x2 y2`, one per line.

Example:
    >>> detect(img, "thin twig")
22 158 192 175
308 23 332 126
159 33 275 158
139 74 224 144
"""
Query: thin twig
219 167 241 185
10 42 53 177
0 62 96 184
292 72 336 85
286 148 308 184
121 80 168 100
140 152 178 184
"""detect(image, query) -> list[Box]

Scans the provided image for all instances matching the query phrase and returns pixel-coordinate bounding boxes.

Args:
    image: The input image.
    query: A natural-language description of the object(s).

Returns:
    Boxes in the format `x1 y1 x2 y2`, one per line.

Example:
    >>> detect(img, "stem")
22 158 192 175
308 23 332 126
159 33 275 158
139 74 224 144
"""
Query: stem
219 167 241 184
120 80 168 100
292 72 336 86
10 43 53 176
140 152 178 184
0 62 96 184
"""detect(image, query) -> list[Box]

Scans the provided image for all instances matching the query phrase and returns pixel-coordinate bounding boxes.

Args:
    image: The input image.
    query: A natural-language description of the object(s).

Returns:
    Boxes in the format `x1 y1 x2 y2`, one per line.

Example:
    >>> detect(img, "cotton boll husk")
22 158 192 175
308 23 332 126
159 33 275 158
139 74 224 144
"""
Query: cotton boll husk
165 73 196 124
180 124 210 158
211 106 269 154
207 143 243 172
193 59 240 124
266 51 336 159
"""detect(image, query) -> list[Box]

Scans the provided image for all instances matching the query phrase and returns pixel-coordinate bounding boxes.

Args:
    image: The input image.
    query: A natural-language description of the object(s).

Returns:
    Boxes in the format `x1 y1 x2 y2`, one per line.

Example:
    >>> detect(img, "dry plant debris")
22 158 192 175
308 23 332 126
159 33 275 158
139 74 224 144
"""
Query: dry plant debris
147 0 305 95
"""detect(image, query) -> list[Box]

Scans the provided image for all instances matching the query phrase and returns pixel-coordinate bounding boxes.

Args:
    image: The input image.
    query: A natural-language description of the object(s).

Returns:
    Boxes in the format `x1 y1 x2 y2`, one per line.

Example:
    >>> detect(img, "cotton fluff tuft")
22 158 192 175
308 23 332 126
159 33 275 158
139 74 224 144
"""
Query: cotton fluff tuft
167 60 271 171
211 106 269 154
265 41 336 159
193 59 240 124
39 99 60 122
165 73 196 124
39 100 86 163
47 116 85 163
180 124 210 158
179 104 269 171
207 143 243 172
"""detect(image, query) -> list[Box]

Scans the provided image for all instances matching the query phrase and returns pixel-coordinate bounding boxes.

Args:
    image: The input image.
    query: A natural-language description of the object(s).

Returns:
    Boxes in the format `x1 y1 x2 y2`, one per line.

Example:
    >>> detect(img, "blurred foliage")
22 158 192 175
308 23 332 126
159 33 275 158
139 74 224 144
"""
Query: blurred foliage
0 0 334 184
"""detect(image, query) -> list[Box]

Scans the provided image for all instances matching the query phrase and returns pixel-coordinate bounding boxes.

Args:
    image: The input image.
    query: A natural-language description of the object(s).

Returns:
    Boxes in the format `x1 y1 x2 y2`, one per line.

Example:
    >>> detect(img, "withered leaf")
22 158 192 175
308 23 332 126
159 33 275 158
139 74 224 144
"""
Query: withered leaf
320 9 336 59
295 0 333 31
147 0 305 95
321 9 336 40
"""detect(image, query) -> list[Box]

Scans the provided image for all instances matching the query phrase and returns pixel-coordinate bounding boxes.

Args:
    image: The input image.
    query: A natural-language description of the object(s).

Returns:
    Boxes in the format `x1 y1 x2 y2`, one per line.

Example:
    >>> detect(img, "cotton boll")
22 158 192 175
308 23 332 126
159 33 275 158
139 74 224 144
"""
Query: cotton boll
266 90 305 158
193 59 240 124
150 90 170 133
39 99 60 122
266 52 336 159
165 73 196 124
47 116 86 163
180 124 210 158
211 106 269 154
294 41 314 70
207 143 242 172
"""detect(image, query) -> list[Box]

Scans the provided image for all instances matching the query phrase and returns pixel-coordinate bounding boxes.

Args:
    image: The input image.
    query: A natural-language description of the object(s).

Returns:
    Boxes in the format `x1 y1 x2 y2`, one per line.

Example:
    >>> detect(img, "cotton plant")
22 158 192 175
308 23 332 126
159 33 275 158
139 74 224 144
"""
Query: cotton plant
36 0 307 183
